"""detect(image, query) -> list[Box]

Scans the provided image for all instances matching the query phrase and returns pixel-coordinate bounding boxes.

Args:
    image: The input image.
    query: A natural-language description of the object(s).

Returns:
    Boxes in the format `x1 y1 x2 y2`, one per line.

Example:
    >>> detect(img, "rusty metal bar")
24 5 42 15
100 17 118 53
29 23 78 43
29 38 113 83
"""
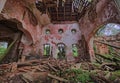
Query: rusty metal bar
94 40 120 49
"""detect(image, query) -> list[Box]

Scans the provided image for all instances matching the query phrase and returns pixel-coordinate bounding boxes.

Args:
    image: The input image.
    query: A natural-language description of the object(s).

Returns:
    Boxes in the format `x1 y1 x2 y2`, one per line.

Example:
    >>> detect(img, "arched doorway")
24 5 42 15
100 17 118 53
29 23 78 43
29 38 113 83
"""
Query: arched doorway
91 23 120 63
0 19 33 63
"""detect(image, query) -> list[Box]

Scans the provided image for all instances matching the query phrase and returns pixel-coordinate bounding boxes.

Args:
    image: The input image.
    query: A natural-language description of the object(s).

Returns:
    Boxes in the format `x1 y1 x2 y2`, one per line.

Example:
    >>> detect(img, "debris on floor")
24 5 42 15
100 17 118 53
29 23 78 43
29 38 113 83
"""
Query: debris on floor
0 58 120 83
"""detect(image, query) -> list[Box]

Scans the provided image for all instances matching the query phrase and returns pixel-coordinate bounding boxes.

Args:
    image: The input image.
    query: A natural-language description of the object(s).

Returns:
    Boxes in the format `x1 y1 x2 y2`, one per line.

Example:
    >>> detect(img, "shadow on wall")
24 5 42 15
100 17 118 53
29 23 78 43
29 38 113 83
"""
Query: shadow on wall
0 19 33 64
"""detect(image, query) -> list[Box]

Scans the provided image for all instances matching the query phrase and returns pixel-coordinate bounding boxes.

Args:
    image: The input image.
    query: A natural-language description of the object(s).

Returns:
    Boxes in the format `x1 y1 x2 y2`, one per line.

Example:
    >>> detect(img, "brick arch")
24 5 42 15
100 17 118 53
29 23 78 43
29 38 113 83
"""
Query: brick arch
88 21 120 61
79 0 120 42
14 19 33 45
92 22 120 39
78 0 120 61
0 18 33 45
0 18 34 63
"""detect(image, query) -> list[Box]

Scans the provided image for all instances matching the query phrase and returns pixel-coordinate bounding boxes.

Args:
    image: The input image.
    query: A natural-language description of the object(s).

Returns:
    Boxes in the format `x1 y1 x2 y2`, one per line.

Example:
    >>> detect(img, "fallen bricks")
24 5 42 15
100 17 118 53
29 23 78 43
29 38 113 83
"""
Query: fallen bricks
0 58 120 83
0 58 74 83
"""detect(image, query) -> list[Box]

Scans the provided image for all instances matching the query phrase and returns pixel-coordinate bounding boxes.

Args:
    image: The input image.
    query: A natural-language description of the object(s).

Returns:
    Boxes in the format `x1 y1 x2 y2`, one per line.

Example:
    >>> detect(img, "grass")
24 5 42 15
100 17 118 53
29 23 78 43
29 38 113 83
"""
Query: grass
0 47 7 55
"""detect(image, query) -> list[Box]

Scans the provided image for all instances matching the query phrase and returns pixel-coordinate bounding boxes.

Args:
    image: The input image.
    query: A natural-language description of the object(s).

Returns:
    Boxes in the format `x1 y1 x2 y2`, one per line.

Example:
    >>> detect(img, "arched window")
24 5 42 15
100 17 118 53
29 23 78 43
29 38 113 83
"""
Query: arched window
45 29 51 34
71 29 77 34
58 29 64 34
43 44 51 56
57 43 66 59
72 44 78 57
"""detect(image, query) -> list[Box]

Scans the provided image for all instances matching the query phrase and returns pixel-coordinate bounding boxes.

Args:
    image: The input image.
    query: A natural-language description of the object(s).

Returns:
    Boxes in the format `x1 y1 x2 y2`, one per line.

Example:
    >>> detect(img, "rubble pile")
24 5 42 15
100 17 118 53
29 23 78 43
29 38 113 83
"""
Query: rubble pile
0 58 120 83
0 58 73 83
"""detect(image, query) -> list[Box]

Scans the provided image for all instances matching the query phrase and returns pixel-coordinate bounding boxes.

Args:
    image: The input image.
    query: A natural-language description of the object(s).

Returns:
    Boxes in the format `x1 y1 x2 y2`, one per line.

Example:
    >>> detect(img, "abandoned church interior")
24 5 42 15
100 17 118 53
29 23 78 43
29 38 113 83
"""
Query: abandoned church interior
0 0 120 83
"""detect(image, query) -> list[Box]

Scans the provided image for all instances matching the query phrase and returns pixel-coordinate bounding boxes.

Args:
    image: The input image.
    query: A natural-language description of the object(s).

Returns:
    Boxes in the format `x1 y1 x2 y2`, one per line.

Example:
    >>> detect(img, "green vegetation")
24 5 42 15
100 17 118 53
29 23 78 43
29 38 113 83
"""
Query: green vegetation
109 46 114 54
112 70 120 77
109 70 120 81
62 69 92 83
0 47 6 56
0 47 7 56
93 44 97 53
0 42 8 56
95 53 120 64
0 39 17 62
0 47 7 60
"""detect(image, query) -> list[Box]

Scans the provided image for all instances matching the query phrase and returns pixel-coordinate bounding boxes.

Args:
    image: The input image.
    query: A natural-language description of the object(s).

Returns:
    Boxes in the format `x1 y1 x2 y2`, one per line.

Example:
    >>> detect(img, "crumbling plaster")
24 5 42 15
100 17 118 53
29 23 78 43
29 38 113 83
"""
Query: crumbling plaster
0 0 120 61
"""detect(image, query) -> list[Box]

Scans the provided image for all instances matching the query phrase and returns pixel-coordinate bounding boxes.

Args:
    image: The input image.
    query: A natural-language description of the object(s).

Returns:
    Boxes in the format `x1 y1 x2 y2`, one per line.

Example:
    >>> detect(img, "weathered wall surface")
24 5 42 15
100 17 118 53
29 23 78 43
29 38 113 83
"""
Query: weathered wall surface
0 0 120 61
0 24 22 63
40 23 81 61
1 0 40 42
0 0 51 56
79 0 120 41
0 0 7 13
94 34 120 55
78 0 120 61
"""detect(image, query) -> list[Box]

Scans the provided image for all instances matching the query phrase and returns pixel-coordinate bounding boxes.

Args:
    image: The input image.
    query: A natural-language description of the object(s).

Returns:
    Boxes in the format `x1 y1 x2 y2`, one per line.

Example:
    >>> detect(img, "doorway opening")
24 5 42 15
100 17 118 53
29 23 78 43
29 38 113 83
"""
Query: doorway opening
0 20 23 64
93 23 120 63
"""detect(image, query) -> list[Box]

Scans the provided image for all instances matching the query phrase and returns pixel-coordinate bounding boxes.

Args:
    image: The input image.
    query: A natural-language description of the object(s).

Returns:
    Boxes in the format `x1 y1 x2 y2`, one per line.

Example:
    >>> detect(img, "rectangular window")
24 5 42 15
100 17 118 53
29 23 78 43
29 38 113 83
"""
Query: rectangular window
43 44 51 56
72 44 78 57
57 43 66 59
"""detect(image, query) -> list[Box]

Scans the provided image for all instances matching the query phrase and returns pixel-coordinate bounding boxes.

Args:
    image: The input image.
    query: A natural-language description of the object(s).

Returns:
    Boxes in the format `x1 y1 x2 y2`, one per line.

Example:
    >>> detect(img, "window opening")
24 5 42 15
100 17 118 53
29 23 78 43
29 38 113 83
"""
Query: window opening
57 43 66 59
71 29 77 34
58 29 64 34
45 29 51 34
0 42 8 56
72 44 78 57
43 44 51 56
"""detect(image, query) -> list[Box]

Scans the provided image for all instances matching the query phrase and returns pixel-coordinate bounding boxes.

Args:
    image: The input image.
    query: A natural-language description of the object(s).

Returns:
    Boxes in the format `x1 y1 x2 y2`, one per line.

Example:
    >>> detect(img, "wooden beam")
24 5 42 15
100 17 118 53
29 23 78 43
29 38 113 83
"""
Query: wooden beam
94 40 120 49
48 73 69 82
95 53 120 62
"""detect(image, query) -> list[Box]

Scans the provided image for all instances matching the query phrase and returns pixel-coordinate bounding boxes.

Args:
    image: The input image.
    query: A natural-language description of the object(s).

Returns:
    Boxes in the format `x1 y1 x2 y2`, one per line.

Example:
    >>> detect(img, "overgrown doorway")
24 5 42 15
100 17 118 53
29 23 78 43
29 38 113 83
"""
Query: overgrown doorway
93 23 120 63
